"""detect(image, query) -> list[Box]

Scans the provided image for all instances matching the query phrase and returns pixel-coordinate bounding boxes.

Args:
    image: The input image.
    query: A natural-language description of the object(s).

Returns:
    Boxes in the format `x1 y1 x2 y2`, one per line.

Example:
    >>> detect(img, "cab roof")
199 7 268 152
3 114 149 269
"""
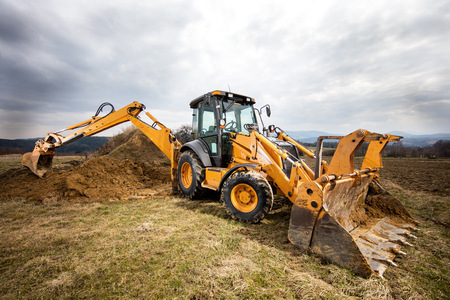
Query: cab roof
189 90 256 108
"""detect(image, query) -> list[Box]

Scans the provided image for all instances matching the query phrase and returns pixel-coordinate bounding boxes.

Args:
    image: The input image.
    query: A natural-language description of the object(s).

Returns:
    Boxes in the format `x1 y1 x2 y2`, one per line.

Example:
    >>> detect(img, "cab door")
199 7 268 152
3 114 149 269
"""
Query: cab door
197 100 221 166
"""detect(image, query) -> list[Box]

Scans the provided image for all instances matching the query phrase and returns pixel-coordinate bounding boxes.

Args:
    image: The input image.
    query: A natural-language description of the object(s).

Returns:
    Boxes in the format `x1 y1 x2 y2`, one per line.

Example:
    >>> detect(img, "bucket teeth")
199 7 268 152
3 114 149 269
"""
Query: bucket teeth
402 224 419 231
385 259 397 267
369 260 388 278
401 241 413 247
407 233 418 239
353 217 415 277
393 249 407 255
289 172 416 278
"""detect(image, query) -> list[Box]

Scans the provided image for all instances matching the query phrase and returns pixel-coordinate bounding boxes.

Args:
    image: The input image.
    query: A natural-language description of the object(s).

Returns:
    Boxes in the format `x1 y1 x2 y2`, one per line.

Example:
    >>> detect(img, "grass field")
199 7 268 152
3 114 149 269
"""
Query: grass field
0 156 448 299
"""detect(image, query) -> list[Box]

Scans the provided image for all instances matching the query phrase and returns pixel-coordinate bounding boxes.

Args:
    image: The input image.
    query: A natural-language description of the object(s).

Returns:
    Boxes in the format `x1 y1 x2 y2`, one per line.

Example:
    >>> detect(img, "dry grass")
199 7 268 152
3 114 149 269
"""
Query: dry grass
0 156 449 299
0 197 379 299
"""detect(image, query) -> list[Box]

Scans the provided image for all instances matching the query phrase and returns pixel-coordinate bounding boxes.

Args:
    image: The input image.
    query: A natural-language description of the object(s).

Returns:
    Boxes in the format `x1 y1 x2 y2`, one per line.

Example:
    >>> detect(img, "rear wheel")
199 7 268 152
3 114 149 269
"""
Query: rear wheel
221 171 273 223
177 151 205 199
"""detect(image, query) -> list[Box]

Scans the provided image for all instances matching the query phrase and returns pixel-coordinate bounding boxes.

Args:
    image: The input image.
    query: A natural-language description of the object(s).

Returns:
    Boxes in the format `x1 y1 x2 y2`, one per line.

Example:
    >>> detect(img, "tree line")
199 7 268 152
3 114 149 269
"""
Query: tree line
301 140 450 158
383 140 450 158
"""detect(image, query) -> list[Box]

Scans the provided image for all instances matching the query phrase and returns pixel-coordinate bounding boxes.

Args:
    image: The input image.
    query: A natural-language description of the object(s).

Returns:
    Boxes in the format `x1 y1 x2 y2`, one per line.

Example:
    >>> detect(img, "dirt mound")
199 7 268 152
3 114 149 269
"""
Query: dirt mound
97 127 170 166
0 157 171 202
0 127 172 202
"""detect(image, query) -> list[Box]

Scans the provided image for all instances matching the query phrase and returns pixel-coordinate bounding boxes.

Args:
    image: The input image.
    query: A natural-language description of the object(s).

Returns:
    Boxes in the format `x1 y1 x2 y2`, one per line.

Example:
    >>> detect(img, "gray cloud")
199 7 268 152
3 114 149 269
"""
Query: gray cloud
0 0 449 138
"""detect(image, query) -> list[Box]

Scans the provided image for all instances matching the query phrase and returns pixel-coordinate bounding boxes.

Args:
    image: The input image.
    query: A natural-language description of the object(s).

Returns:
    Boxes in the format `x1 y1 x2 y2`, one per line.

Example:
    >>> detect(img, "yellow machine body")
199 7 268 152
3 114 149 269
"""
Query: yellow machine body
21 91 416 278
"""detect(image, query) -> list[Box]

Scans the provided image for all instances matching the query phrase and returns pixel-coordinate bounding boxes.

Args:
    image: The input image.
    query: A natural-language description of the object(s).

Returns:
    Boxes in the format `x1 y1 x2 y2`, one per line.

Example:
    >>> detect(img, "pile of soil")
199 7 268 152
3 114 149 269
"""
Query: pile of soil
96 128 171 166
0 128 172 202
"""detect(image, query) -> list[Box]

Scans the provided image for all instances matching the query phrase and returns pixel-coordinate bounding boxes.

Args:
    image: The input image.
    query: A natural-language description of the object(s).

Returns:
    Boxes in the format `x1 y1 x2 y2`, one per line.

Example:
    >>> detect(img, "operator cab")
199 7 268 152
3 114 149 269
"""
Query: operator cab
189 90 258 167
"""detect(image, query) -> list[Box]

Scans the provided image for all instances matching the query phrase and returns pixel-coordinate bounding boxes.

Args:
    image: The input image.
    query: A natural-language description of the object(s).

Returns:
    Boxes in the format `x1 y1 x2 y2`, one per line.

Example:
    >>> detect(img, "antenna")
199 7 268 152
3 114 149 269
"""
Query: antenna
227 84 231 92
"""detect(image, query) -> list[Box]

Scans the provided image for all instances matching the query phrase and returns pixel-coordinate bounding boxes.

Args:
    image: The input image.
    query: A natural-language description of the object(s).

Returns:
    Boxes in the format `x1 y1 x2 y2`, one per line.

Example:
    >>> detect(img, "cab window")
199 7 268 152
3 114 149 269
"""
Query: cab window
222 102 257 134
198 102 218 155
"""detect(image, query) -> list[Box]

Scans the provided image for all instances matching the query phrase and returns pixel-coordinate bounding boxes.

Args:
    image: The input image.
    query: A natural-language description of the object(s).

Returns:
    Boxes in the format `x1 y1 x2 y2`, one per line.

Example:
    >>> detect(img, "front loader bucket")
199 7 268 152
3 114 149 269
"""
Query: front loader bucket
21 149 54 178
288 175 416 278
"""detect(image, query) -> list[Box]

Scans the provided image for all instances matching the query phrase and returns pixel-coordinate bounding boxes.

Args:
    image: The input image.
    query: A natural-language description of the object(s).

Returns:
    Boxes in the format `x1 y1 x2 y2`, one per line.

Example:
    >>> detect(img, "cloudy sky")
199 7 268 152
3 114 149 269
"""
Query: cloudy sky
1 0 449 139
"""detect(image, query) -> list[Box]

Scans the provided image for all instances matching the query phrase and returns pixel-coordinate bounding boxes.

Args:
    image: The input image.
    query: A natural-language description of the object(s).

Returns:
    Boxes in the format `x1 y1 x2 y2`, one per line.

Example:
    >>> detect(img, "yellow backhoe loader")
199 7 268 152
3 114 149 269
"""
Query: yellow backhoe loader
22 90 417 278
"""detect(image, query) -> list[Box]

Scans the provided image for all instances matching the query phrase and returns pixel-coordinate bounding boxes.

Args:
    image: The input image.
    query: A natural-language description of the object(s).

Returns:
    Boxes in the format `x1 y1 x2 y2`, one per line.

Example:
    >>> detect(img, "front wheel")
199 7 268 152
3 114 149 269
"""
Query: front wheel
221 171 273 223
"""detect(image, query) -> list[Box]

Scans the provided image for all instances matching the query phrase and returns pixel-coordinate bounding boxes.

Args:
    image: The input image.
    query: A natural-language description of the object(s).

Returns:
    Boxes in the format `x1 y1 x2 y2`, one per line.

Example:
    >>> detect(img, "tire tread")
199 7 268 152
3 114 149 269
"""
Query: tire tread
221 171 273 223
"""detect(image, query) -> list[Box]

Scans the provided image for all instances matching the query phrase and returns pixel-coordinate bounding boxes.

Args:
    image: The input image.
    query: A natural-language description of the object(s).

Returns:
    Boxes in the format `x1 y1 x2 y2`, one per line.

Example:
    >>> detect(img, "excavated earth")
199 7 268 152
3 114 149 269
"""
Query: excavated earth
0 129 172 202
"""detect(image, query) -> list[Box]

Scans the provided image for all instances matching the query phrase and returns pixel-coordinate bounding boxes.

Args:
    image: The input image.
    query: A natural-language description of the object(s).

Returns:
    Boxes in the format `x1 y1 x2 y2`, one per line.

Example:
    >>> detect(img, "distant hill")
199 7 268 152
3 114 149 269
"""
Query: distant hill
0 136 109 154
285 130 450 147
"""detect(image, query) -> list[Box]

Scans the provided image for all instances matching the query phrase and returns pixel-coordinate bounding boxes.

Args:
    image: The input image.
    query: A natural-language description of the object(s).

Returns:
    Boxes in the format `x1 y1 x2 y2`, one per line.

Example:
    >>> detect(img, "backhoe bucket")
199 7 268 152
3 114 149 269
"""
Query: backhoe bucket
21 149 54 178
288 175 416 278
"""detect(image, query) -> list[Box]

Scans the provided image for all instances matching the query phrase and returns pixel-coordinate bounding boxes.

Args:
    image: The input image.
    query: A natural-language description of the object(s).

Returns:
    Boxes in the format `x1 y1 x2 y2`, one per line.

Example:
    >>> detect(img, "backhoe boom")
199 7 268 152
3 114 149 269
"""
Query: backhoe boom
21 102 180 179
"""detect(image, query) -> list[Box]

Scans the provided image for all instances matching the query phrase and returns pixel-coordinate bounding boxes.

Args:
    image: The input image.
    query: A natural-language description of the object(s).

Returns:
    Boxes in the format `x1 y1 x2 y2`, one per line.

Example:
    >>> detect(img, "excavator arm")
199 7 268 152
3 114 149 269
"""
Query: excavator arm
21 102 181 180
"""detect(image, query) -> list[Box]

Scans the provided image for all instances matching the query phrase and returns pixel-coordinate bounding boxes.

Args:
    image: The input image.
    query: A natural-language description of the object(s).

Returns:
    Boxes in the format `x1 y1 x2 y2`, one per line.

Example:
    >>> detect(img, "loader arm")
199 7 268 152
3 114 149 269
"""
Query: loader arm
231 127 416 277
287 129 416 278
229 130 315 202
21 102 181 180
273 128 328 179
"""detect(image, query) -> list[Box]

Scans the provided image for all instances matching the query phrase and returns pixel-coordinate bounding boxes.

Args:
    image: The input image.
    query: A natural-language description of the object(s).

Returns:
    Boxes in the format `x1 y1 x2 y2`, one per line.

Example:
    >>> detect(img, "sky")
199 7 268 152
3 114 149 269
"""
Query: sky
0 0 449 139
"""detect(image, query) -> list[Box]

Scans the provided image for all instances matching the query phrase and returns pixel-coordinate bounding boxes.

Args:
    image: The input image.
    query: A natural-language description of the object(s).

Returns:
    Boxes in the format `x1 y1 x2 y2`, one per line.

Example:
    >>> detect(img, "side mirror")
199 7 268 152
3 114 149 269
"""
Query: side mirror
265 105 271 117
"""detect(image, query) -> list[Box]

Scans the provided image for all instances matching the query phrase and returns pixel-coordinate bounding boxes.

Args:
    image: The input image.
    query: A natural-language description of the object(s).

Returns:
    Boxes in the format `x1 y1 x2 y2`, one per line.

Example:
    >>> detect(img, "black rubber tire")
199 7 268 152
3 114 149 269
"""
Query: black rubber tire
177 150 205 199
221 171 273 223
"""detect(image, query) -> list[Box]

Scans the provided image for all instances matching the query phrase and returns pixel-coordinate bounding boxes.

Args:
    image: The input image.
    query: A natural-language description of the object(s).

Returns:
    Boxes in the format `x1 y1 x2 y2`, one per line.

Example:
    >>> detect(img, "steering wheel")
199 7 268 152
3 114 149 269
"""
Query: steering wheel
225 120 237 130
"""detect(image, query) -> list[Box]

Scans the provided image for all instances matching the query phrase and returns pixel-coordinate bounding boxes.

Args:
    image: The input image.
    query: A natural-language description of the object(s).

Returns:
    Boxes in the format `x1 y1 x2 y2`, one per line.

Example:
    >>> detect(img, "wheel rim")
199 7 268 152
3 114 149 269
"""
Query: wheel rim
230 183 258 213
180 162 192 188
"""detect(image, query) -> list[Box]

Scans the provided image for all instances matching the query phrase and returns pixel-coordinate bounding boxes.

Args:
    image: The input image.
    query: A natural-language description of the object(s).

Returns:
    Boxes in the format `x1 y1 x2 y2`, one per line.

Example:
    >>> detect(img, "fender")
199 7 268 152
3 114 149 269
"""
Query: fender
218 163 259 191
181 139 213 167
